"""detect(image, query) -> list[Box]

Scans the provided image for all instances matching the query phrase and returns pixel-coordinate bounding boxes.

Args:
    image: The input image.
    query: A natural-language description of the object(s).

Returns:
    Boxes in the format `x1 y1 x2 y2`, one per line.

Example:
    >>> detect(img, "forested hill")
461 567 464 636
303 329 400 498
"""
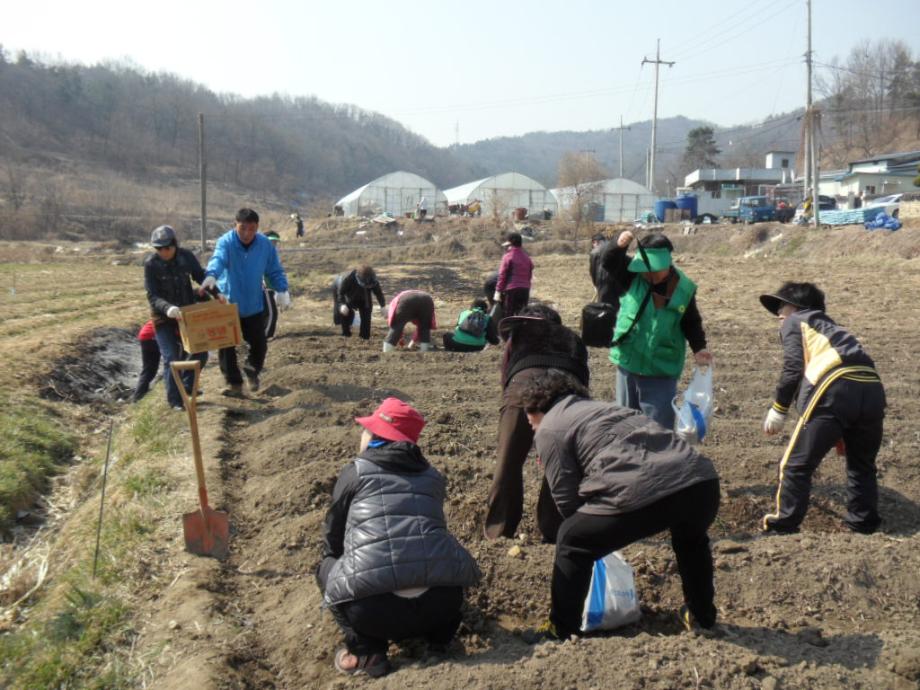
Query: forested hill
0 52 484 201
0 51 810 207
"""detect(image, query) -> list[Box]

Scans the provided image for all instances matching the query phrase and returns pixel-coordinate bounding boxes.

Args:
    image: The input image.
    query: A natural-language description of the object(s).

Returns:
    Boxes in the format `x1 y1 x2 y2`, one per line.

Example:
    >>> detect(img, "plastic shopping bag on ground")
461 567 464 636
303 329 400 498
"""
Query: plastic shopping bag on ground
580 551 641 632
672 365 713 445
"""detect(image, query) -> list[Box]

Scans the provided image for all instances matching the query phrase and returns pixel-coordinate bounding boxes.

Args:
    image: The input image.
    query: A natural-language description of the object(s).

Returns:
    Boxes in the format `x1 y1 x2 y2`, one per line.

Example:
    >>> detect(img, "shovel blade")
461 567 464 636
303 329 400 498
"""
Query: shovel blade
183 507 230 559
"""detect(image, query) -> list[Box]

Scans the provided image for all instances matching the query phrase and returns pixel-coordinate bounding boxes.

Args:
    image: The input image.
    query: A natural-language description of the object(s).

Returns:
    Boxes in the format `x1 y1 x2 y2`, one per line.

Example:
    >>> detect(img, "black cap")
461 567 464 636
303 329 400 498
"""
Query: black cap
502 232 523 247
759 282 826 315
151 225 177 247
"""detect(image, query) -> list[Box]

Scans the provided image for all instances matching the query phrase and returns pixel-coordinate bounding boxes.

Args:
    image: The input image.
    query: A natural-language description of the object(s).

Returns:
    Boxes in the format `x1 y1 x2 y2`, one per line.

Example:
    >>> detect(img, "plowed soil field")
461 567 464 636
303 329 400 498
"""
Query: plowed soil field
24 222 920 689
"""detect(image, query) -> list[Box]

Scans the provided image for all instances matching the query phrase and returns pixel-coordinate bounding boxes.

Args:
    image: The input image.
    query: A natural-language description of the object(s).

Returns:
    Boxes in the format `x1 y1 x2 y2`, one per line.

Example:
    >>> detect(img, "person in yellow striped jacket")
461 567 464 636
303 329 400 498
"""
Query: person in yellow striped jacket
759 282 885 535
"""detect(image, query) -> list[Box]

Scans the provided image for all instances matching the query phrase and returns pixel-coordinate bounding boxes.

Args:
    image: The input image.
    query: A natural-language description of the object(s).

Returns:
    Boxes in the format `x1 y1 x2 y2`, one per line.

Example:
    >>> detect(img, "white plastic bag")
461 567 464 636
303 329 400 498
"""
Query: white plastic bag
580 551 641 632
351 311 361 327
673 365 713 445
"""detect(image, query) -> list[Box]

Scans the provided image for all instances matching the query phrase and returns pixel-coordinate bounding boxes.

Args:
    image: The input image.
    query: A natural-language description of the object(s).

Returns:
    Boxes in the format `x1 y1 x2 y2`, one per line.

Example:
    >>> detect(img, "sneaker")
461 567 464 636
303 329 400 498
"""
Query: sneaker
333 648 390 678
762 521 799 536
171 405 185 412
222 384 245 398
242 365 260 392
522 619 561 644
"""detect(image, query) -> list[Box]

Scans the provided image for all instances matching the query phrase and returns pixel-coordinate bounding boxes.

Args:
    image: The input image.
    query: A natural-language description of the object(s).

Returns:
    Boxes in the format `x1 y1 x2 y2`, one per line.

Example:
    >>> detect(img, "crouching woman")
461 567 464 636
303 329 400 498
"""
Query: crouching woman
519 370 721 641
317 398 481 677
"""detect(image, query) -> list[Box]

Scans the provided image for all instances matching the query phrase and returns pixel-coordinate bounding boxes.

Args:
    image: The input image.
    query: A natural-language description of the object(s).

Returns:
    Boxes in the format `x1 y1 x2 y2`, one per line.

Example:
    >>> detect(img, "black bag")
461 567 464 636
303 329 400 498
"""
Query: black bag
581 302 617 348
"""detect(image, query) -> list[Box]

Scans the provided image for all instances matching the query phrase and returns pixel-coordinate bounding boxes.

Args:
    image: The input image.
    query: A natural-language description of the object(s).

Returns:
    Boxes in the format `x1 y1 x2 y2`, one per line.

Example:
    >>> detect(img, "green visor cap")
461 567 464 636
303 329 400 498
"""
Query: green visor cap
627 247 671 273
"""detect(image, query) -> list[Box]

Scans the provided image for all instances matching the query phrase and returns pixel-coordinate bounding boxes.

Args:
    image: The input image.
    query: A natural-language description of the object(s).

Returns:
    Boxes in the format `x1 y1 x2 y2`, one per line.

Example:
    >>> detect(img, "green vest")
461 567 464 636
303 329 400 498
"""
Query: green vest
609 268 696 378
452 308 489 346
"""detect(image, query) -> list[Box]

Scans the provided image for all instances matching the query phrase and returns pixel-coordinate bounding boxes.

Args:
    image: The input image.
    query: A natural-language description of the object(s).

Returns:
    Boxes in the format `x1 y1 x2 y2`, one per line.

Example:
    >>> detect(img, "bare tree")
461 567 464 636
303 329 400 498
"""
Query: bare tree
3 164 26 211
557 151 607 242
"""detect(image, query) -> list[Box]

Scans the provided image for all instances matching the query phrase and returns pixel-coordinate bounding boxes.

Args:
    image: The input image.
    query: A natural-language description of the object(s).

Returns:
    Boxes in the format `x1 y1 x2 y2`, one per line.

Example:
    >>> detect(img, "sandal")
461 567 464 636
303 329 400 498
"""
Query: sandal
333 648 390 678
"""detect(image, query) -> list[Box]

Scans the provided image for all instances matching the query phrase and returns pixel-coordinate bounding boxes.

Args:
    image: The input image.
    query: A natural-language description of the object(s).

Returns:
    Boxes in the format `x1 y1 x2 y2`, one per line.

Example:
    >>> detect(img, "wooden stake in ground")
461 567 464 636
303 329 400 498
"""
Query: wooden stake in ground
92 420 115 580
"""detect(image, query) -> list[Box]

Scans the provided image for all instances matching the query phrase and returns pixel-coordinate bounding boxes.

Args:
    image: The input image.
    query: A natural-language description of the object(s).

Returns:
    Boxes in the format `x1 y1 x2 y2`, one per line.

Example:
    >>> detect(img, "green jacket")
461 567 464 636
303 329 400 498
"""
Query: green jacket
609 268 696 378
452 308 493 347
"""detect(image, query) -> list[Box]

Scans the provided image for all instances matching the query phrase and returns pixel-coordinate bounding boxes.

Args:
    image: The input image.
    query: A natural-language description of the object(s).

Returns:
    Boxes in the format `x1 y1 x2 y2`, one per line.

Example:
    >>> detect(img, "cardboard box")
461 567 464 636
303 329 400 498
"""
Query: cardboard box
178 301 242 354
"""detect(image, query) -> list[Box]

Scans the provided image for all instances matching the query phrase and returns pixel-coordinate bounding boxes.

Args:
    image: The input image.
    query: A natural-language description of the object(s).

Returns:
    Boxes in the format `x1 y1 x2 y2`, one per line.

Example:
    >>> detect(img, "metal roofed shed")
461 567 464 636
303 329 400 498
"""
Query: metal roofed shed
335 171 447 218
550 178 655 223
444 172 557 219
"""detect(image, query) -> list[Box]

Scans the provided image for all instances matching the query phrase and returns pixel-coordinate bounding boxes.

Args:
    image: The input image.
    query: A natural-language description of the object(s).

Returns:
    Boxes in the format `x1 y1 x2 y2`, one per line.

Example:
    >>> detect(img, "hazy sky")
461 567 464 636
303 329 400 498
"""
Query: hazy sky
5 0 920 146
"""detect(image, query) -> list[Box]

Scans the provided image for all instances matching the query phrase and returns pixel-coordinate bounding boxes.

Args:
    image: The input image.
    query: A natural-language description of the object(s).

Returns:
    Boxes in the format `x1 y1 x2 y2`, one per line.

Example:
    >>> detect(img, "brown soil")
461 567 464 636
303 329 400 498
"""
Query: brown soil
52 221 920 689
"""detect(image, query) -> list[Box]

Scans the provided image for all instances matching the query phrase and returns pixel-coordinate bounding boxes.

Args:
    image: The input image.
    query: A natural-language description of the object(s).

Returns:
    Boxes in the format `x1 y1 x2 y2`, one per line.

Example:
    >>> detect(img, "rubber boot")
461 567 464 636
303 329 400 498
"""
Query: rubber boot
383 342 396 353
419 342 433 352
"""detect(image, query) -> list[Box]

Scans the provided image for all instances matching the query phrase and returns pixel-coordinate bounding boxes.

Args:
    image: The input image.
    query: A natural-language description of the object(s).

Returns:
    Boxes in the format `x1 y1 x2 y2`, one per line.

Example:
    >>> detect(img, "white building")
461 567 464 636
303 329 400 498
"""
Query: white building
550 178 655 222
816 150 920 199
443 172 557 218
682 151 798 216
335 171 447 218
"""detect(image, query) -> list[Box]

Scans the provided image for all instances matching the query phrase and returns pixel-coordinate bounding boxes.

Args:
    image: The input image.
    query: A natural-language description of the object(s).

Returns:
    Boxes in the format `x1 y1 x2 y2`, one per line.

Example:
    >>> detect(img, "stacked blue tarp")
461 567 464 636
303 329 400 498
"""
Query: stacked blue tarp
817 207 885 226
864 212 901 231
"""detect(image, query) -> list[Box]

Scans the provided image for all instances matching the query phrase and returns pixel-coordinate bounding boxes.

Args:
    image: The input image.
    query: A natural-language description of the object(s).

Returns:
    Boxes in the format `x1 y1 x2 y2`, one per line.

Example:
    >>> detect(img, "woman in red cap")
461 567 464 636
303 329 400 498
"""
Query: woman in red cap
317 398 481 677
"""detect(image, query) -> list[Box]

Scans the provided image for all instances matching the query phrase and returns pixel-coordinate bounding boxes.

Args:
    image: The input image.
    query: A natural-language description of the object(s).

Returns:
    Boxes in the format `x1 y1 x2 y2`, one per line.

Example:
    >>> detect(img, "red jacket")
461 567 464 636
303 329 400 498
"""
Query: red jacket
138 320 156 341
496 246 533 292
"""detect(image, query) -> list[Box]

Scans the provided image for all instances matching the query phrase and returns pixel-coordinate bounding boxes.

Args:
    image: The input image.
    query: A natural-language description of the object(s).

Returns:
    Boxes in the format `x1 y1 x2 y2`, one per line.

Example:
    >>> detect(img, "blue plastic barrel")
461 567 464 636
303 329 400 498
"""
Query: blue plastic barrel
655 200 677 222
675 195 698 219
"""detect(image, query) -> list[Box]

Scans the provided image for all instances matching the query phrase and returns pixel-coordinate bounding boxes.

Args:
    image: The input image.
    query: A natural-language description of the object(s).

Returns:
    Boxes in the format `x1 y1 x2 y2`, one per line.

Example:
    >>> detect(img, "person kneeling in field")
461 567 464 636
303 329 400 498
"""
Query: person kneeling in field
519 369 721 642
317 398 481 677
443 298 499 352
760 282 885 535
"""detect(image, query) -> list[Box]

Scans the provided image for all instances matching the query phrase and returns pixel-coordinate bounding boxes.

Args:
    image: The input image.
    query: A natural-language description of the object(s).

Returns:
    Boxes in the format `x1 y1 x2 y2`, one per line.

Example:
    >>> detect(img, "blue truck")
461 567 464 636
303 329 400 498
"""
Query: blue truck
722 195 775 224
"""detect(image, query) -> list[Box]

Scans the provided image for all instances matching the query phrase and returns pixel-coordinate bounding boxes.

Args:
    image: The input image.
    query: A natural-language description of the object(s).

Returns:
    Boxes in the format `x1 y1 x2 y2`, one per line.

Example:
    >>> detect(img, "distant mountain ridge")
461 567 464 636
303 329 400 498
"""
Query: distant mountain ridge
0 50 806 203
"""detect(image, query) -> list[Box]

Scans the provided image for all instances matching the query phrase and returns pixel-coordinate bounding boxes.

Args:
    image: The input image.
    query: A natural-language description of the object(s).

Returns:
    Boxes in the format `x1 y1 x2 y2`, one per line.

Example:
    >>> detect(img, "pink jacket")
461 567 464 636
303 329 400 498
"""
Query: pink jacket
496 246 533 292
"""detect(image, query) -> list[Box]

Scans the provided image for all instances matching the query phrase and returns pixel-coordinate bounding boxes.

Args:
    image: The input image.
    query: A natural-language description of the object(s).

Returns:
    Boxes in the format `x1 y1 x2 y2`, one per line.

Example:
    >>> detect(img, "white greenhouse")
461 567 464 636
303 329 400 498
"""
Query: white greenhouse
444 172 558 218
335 171 447 218
550 178 655 222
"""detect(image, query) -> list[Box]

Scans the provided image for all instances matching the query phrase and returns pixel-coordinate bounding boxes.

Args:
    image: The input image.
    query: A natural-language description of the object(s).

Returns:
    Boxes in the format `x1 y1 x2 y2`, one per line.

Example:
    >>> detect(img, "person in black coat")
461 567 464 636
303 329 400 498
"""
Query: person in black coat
333 265 386 340
483 304 590 543
143 225 215 410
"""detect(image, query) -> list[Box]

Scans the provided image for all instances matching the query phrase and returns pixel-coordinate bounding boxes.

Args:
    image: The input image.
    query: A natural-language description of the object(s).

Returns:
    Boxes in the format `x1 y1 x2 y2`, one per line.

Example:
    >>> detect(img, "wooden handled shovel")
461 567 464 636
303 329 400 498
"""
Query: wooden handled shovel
170 361 230 559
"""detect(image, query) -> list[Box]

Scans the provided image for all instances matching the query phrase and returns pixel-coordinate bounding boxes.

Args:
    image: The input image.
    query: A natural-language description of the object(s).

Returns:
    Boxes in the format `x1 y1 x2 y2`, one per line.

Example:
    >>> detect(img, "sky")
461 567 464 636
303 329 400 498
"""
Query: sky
4 0 920 146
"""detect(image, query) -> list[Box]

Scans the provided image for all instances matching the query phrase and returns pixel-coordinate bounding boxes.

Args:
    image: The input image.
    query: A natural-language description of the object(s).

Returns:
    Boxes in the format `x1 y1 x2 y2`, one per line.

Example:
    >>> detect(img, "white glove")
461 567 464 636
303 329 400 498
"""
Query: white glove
492 291 502 303
166 306 181 320
276 291 292 310
763 408 787 435
200 275 217 291
617 230 635 248
339 304 350 317
378 305 387 316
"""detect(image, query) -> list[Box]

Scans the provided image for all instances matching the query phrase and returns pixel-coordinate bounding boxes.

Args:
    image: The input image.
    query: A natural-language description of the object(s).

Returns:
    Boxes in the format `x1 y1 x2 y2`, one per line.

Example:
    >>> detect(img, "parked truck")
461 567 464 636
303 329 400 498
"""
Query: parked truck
722 195 775 224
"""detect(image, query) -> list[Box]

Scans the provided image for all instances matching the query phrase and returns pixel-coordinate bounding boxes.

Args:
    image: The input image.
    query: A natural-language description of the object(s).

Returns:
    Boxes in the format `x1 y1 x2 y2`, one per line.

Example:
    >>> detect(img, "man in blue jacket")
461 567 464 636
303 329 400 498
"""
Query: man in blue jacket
203 208 291 396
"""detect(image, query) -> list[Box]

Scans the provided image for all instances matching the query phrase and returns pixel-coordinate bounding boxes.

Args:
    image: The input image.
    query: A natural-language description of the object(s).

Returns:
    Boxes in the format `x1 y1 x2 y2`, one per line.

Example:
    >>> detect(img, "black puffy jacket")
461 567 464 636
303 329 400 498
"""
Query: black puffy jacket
143 247 207 324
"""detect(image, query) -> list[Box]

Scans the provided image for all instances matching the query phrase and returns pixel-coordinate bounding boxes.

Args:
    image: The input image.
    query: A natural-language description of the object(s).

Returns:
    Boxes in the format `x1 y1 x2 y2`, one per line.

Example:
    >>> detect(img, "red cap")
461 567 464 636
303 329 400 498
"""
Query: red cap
355 397 426 444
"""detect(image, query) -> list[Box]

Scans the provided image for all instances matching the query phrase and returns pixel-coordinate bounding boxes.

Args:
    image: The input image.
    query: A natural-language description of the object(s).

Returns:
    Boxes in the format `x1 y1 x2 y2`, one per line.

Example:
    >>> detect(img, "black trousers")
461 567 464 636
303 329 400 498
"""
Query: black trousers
442 333 484 352
219 312 268 385
764 379 885 534
316 559 463 656
132 339 161 402
337 305 373 339
501 287 530 320
263 289 278 339
485 368 565 542
551 479 720 638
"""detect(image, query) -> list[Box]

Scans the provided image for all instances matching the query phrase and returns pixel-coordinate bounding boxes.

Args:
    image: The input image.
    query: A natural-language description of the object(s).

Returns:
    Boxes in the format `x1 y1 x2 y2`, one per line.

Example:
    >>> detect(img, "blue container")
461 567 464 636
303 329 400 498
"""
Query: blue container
675 195 698 219
655 200 677 222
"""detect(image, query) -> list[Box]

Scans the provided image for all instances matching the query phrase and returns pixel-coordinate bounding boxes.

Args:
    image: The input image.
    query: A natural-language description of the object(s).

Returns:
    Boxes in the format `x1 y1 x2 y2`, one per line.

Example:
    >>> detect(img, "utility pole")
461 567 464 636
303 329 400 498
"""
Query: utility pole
198 113 207 253
804 0 820 227
642 39 675 195
617 115 631 178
